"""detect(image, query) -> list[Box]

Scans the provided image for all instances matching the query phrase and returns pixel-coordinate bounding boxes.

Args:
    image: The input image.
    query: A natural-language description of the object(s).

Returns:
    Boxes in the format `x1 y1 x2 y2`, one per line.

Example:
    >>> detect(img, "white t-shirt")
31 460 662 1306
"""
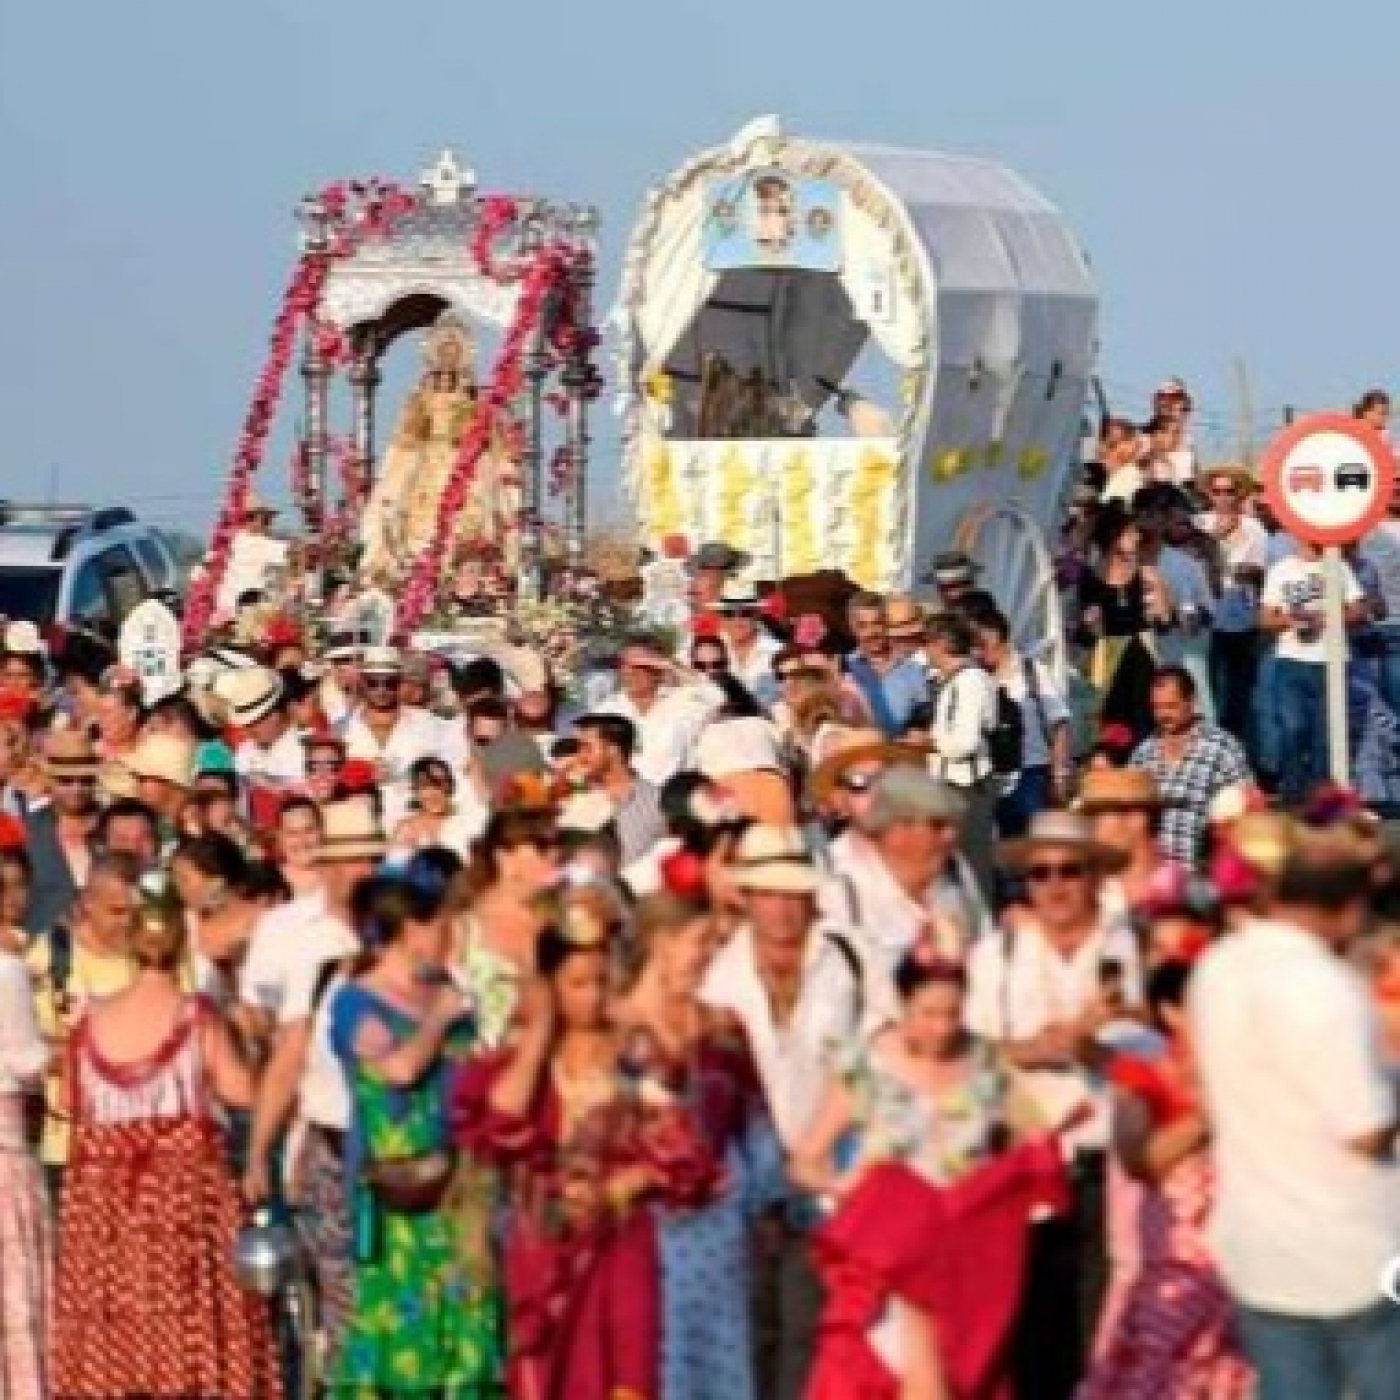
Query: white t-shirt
1262 554 1361 665
1190 918 1400 1316
238 890 328 1014
235 726 306 789
280 914 358 1130
929 664 997 786
1195 514 1270 632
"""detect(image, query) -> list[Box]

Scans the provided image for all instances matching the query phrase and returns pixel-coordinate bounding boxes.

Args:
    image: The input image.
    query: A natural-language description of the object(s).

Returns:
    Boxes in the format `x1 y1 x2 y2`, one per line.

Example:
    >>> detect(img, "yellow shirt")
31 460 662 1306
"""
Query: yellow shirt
25 932 134 1166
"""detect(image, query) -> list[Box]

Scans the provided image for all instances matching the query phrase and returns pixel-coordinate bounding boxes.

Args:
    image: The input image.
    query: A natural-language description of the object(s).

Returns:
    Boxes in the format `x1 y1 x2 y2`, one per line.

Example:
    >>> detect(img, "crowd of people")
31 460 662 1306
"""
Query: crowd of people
1 377 1399 1400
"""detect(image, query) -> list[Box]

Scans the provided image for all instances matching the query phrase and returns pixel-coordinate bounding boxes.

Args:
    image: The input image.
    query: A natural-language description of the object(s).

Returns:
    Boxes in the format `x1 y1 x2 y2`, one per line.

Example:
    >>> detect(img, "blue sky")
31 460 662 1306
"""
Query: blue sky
0 1 1393 532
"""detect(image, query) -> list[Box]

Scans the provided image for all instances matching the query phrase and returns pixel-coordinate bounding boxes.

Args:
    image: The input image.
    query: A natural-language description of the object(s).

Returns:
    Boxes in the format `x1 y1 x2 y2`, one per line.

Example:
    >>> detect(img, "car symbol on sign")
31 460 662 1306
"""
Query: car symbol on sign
1288 462 1326 493
1336 462 1371 491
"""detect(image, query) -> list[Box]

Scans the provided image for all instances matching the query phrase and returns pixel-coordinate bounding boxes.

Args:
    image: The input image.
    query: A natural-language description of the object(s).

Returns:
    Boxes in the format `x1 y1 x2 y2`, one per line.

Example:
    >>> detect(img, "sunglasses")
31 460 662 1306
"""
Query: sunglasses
1209 485 1240 498
1027 860 1088 884
306 759 343 774
52 775 96 788
839 771 878 794
363 676 401 690
695 659 728 674
776 667 817 682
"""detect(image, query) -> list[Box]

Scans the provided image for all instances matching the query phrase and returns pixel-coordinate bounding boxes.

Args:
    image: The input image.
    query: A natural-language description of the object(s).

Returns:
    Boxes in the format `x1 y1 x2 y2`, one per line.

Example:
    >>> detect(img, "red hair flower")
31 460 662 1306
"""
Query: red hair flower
338 759 378 793
0 813 25 851
659 846 708 901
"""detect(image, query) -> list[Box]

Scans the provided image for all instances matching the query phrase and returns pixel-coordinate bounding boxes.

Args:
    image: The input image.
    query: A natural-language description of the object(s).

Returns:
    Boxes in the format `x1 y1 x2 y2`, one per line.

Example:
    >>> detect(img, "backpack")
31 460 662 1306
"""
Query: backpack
987 682 1025 777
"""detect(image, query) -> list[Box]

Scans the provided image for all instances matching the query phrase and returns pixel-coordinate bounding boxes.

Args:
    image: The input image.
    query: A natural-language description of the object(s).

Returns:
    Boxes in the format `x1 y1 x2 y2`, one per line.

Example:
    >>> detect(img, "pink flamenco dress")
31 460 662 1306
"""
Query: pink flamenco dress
1077 1054 1253 1400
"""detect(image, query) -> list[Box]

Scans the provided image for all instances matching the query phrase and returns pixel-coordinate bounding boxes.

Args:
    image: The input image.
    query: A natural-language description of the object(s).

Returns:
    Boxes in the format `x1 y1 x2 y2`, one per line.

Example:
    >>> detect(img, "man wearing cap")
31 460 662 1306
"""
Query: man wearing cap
965 810 1143 1398
844 592 929 740
928 551 982 612
690 540 750 620
820 765 991 984
702 823 877 1400
924 613 999 896
319 629 367 727
342 646 446 830
22 730 102 934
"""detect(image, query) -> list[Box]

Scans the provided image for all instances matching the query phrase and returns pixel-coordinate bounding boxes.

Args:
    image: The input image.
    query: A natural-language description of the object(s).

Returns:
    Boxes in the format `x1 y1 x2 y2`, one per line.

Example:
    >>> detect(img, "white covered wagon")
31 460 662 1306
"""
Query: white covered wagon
617 116 1098 677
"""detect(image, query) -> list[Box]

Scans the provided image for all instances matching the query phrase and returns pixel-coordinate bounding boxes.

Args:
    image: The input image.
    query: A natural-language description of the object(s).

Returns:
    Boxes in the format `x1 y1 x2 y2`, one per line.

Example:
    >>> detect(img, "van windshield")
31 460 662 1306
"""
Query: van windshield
0 566 61 624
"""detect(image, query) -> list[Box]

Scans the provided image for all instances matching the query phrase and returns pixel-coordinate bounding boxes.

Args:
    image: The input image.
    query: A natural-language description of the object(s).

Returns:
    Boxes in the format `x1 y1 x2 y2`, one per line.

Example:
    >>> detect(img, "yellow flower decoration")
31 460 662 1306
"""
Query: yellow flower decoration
644 443 683 538
848 448 896 588
643 368 673 404
1018 446 1049 479
716 446 759 553
780 448 818 574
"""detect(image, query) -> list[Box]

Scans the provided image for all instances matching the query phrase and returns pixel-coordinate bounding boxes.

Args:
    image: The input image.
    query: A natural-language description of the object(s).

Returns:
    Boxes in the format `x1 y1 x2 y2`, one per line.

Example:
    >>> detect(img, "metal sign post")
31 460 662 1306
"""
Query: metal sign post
1321 546 1350 783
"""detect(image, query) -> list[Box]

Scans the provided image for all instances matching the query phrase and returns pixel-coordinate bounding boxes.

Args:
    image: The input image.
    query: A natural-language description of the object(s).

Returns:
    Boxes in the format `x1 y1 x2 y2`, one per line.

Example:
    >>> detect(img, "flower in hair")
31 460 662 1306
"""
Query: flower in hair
0 814 24 852
1098 722 1135 750
660 847 708 901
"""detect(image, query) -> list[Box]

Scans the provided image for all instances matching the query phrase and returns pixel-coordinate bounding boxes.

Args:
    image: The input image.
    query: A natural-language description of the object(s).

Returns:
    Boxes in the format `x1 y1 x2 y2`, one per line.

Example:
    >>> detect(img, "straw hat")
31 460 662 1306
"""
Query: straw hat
998 810 1128 873
885 595 926 642
316 797 388 865
808 726 928 805
729 824 822 896
214 666 284 729
717 579 762 611
42 730 101 781
124 733 197 790
1076 768 1165 813
243 492 278 519
361 646 403 676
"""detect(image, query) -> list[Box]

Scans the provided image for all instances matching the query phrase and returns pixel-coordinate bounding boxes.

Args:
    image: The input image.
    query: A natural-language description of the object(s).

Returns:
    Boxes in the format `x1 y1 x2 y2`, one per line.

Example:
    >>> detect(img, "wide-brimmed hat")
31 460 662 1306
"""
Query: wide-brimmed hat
1076 768 1165 814
325 629 370 662
316 797 388 864
717 579 762 612
361 646 403 676
124 733 197 790
689 541 750 575
999 810 1128 873
214 665 284 729
885 594 926 641
808 726 929 805
865 765 966 831
43 731 101 781
729 824 822 896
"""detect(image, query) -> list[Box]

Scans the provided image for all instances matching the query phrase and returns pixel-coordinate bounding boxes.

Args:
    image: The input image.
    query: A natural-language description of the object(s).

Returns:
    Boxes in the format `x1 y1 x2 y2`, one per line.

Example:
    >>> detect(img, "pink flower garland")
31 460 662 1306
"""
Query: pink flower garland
182 179 415 647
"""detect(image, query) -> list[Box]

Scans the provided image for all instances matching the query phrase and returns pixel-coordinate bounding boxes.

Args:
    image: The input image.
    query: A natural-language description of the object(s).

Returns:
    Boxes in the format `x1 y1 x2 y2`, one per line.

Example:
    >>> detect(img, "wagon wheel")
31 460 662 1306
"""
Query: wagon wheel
954 501 1067 688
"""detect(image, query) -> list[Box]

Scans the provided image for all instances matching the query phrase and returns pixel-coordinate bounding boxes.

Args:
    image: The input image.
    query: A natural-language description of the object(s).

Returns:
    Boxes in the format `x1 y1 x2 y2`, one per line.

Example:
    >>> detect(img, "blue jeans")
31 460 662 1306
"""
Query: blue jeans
1235 1300 1400 1400
1274 657 1327 804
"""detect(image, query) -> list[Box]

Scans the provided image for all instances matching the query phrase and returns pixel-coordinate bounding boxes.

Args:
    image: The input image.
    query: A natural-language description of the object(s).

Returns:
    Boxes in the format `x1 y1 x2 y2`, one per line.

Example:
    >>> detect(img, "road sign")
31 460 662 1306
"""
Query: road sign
1259 412 1397 785
1260 412 1396 546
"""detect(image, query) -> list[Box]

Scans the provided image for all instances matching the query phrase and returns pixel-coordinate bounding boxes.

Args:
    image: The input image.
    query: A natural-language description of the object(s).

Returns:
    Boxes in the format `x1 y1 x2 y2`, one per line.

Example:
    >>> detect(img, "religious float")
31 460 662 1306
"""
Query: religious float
184 149 602 649
618 116 1098 676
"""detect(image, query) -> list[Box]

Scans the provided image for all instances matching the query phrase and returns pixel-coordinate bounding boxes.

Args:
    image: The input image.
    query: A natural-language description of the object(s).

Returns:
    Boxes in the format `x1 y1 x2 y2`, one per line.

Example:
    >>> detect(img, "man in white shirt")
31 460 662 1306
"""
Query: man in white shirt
342 647 446 829
925 613 998 898
702 824 874 1400
220 666 305 792
595 635 719 787
1261 540 1365 804
821 765 990 993
1190 830 1400 1400
964 810 1143 1398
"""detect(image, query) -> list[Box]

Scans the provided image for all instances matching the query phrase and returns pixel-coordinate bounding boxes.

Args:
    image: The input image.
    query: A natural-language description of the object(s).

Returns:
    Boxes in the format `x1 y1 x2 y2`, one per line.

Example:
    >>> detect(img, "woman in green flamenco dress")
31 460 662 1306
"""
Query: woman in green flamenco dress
326 869 505 1398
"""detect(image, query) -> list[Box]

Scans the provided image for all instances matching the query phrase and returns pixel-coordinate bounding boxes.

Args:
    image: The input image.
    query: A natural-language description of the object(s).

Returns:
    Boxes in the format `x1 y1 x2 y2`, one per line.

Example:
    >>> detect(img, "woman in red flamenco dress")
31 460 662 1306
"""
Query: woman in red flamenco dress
453 914 722 1400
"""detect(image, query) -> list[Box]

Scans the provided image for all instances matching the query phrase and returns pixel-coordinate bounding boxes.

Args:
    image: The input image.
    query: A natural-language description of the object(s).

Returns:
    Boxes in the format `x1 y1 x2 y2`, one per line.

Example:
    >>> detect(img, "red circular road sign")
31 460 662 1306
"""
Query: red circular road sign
1260 413 1396 546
